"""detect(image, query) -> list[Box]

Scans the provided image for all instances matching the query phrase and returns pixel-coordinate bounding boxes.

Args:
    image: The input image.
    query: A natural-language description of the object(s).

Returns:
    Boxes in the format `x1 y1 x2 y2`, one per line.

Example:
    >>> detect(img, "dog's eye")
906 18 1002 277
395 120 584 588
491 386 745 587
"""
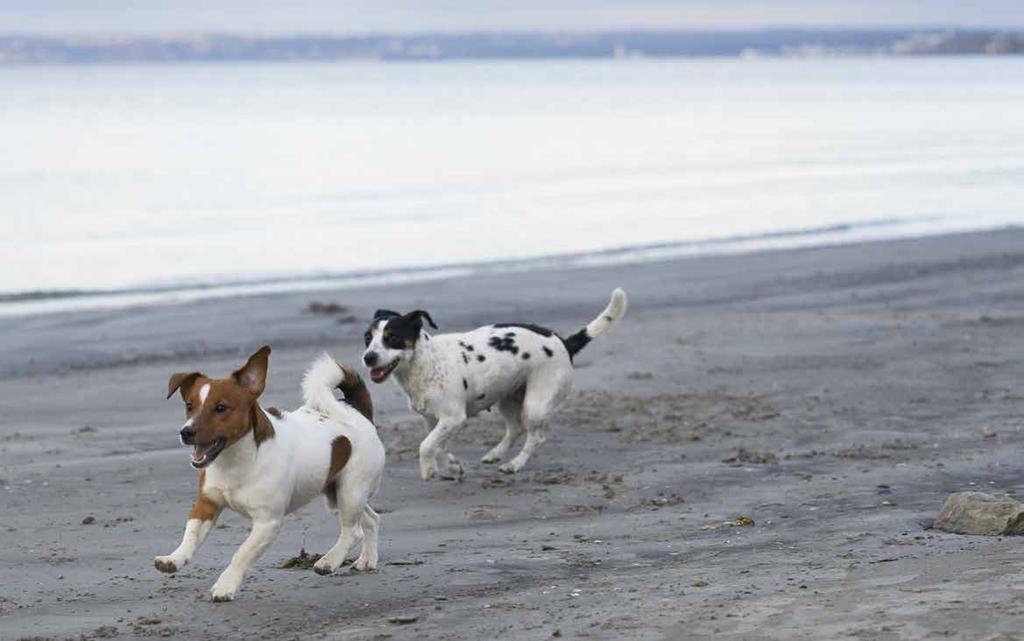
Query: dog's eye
214 403 229 414
363 331 372 347
185 402 193 412
384 333 405 349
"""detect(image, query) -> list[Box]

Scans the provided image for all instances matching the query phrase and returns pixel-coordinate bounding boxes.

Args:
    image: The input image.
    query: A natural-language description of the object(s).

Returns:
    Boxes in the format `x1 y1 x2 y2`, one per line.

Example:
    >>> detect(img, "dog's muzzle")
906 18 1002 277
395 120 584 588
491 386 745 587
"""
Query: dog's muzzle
191 437 227 469
363 351 379 367
368 357 400 383
179 424 196 445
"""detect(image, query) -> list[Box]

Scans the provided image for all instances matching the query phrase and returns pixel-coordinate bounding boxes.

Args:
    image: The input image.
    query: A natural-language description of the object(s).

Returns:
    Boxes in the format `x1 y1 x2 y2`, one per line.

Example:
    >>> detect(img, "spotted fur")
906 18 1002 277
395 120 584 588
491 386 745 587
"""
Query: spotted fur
362 288 627 478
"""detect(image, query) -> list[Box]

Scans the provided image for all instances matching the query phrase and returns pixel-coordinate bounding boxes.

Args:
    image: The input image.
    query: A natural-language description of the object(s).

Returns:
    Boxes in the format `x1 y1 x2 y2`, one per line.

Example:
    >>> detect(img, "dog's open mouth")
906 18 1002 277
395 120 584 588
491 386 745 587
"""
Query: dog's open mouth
191 437 227 469
369 359 400 383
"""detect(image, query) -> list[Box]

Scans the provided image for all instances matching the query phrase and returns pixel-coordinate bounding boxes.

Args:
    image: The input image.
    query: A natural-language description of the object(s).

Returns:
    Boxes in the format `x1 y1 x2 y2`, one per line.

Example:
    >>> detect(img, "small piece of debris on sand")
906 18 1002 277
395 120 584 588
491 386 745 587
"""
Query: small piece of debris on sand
279 549 323 569
643 494 684 508
307 301 350 315
627 371 654 380
386 559 424 566
722 448 778 465
388 615 419 625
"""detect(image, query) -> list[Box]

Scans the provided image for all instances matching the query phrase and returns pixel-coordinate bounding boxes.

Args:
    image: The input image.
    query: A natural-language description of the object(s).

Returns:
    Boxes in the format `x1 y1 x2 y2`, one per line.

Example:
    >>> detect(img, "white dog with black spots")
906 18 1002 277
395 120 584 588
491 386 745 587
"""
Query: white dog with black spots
362 289 627 479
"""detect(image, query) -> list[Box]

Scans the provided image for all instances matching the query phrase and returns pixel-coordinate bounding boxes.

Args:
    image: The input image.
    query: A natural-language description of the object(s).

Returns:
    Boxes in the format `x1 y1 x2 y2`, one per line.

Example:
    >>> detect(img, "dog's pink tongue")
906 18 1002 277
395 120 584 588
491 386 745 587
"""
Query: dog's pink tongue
371 366 387 379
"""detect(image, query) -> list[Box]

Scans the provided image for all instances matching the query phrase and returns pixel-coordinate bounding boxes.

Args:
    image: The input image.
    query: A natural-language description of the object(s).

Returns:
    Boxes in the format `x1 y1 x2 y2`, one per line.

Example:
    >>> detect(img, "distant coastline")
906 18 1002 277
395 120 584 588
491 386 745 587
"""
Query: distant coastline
0 28 1022 64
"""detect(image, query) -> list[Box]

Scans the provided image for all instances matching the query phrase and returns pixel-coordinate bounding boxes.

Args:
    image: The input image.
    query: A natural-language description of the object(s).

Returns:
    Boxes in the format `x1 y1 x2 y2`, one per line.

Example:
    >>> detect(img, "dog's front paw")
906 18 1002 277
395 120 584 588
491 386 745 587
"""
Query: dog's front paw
313 556 338 575
210 584 237 602
419 459 438 481
481 451 502 464
352 553 378 572
439 459 464 481
154 555 181 573
498 462 520 475
210 573 241 602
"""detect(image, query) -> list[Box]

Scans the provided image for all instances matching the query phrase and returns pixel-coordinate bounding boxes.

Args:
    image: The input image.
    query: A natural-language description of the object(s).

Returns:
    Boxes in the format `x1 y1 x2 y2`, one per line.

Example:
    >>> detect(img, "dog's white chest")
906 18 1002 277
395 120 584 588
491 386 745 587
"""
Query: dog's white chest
220 487 253 518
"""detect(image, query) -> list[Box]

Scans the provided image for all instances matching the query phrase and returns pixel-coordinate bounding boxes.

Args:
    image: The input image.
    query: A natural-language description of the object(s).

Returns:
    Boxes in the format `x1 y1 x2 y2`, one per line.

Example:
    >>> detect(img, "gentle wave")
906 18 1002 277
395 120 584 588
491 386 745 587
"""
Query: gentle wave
0 215 958 318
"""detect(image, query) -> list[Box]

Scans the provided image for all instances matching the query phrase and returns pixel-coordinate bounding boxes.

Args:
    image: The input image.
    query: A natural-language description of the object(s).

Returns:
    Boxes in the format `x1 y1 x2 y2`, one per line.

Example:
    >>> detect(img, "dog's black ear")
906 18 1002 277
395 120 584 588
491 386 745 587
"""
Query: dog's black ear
167 372 203 400
373 309 400 321
405 310 438 330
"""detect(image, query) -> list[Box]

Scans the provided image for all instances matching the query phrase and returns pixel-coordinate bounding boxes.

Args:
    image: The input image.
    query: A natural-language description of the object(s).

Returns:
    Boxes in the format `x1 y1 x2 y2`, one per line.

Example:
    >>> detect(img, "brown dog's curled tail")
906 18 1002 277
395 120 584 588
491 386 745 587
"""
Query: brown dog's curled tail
336 361 374 423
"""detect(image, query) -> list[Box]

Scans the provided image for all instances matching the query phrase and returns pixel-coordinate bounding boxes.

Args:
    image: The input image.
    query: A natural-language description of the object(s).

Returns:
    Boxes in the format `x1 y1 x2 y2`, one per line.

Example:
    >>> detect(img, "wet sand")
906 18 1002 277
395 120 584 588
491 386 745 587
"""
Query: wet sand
2 228 1024 640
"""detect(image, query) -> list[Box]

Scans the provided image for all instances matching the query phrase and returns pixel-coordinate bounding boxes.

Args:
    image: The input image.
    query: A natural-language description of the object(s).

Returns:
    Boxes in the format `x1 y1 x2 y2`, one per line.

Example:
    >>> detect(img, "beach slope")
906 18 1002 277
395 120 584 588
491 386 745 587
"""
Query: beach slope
1 228 1023 640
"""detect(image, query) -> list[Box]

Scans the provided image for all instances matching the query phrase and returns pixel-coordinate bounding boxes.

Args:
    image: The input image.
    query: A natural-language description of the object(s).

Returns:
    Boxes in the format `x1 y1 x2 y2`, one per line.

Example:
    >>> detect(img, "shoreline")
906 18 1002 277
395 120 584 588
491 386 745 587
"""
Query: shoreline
0 212 946 315
0 217 1007 318
2 226 1021 381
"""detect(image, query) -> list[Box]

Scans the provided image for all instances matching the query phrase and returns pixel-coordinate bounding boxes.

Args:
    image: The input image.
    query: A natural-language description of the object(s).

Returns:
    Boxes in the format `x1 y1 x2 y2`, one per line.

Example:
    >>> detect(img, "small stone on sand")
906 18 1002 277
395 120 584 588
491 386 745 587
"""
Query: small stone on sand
934 492 1024 536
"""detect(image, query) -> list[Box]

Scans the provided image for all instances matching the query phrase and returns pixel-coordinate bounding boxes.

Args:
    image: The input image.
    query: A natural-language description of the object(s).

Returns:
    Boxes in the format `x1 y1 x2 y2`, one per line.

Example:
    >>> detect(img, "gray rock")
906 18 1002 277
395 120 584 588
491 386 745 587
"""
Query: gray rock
934 492 1024 536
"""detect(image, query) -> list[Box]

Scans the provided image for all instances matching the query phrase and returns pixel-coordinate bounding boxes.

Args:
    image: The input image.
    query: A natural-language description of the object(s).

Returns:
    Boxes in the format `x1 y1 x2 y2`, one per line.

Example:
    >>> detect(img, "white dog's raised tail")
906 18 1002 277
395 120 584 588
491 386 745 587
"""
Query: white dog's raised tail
586 287 628 338
562 288 628 357
303 353 374 423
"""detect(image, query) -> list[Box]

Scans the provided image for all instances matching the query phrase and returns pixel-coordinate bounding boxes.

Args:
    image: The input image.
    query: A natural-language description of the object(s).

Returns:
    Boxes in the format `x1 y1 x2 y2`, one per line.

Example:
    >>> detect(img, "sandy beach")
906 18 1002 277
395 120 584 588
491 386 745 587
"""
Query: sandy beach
2 227 1024 641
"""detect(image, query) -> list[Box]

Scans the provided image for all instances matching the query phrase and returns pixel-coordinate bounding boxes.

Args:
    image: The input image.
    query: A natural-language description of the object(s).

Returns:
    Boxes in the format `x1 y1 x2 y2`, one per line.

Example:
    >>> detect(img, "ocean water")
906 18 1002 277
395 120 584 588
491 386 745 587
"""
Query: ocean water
2 57 1022 315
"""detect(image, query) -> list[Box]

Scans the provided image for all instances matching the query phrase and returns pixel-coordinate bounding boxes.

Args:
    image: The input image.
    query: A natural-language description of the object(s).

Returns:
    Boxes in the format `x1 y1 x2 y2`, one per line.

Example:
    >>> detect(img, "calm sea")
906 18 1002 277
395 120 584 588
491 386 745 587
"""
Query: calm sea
3 57 1022 315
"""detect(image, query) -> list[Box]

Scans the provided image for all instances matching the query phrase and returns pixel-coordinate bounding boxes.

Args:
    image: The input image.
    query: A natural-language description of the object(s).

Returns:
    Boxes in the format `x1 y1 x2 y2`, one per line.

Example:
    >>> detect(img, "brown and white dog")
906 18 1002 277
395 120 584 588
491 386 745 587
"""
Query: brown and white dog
154 346 385 602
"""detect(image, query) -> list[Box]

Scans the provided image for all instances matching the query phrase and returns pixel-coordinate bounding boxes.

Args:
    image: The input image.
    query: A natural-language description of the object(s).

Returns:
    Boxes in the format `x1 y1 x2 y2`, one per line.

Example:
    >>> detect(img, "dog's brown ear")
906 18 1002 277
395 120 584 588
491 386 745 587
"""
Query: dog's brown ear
232 345 271 397
167 372 203 400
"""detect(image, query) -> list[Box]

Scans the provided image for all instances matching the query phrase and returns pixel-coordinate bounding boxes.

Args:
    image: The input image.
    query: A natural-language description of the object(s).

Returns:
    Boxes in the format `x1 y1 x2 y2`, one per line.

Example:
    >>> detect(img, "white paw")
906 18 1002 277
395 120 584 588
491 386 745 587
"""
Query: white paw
498 461 520 475
481 450 503 464
313 556 339 576
154 555 182 574
419 459 438 481
439 459 465 481
352 554 378 572
210 579 238 602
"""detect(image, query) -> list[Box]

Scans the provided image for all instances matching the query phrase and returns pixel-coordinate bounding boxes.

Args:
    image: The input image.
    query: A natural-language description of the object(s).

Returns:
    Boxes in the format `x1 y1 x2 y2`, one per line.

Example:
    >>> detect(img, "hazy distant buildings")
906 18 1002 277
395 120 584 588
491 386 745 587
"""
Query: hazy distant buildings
0 29 1020 64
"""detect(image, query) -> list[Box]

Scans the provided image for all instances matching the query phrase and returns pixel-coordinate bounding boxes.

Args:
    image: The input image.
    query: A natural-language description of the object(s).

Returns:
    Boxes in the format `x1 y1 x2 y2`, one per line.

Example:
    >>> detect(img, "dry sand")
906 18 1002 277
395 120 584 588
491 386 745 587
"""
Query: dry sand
2 228 1024 640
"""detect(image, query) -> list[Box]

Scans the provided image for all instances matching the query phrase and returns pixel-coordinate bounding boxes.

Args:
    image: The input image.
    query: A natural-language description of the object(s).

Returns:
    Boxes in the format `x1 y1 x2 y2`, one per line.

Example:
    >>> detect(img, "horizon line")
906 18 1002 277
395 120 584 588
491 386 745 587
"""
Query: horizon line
3 25 1023 40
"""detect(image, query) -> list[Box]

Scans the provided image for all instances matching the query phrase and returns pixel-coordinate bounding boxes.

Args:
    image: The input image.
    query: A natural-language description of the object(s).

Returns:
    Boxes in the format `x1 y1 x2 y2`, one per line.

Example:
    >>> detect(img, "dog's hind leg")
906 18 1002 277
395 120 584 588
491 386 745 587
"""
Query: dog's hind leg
482 390 526 464
322 482 365 561
352 505 380 571
314 482 368 575
498 419 546 475
499 370 570 474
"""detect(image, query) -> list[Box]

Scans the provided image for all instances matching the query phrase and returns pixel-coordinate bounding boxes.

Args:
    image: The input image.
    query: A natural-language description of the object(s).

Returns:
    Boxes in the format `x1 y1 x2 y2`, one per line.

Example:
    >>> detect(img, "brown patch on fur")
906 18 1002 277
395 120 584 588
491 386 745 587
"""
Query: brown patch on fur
324 435 352 491
188 470 222 522
266 407 283 418
337 362 374 423
251 405 276 446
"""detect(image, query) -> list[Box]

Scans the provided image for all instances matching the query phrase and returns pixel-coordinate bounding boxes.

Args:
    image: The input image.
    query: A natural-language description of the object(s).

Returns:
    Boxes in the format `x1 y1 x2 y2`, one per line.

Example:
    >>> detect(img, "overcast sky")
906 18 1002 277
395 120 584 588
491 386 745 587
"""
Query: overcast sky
1 1 1021 35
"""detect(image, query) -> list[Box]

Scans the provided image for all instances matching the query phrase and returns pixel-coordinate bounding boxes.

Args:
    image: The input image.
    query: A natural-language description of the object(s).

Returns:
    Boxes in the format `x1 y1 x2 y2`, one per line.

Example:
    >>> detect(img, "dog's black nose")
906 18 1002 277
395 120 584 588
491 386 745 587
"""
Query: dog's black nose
179 425 196 445
363 352 379 367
